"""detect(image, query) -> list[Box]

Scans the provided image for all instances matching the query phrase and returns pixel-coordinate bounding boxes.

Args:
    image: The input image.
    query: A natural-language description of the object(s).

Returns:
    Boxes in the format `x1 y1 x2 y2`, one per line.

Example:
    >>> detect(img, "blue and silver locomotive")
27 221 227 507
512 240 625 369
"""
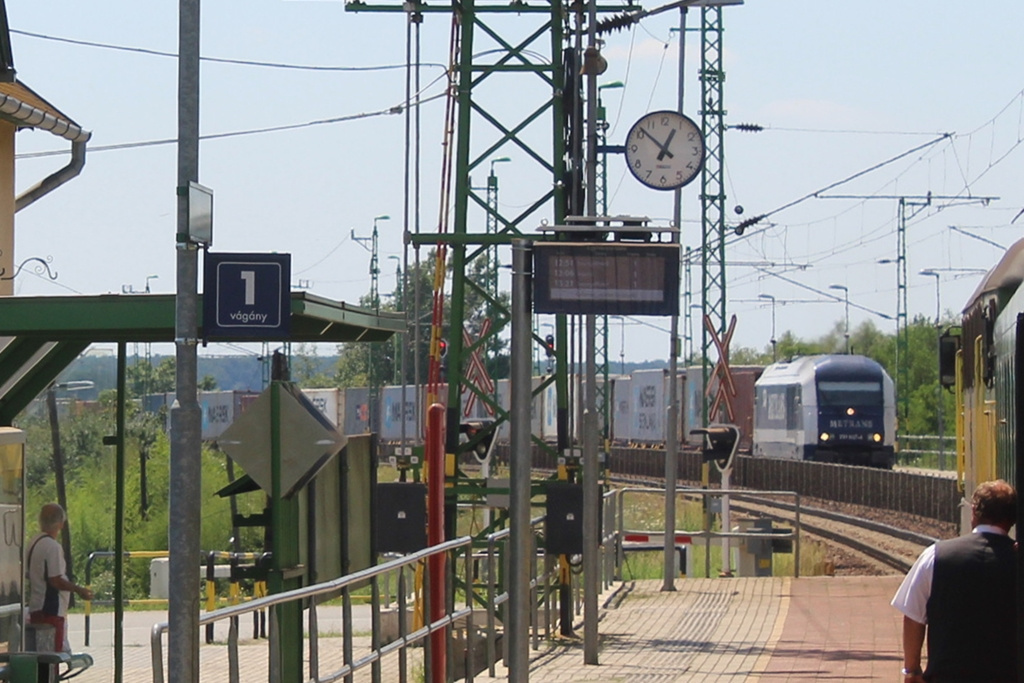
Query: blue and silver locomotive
752 354 896 468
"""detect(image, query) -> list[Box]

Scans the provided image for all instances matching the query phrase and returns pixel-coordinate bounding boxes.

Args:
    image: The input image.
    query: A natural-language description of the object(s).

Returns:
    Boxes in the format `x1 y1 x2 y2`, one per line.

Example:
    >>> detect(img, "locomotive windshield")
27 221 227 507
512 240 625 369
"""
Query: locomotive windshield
817 381 882 407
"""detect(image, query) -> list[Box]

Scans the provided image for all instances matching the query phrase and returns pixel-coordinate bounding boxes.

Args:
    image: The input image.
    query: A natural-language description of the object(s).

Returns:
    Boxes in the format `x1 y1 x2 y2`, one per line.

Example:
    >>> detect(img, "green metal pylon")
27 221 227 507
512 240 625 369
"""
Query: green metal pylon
699 4 726 424
348 0 622 462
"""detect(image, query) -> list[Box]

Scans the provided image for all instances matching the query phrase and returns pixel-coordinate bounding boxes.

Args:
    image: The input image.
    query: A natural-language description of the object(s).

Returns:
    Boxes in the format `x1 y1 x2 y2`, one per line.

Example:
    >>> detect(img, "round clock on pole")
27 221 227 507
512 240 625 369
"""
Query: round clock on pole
624 110 705 190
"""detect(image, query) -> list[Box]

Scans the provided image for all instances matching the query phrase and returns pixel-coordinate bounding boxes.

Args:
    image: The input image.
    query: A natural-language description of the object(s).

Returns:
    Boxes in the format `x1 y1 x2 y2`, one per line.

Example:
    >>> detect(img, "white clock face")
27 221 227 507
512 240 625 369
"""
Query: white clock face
624 111 705 190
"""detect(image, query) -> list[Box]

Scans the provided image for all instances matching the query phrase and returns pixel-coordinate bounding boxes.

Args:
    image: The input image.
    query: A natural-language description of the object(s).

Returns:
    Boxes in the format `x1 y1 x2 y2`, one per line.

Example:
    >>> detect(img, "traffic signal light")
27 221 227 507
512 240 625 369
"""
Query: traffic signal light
690 424 740 471
544 334 555 358
438 338 448 377
460 419 497 463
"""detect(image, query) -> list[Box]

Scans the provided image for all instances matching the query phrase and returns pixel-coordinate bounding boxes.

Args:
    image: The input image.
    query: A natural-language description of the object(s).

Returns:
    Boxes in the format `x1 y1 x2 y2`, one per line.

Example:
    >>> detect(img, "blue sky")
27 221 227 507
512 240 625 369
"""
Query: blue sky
7 0 1024 362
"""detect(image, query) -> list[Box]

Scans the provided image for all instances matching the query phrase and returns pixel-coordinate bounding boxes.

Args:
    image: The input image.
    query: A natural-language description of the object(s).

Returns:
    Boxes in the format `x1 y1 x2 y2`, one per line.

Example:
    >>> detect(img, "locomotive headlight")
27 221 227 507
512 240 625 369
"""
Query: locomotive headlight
872 433 882 442
819 432 830 442
846 407 856 416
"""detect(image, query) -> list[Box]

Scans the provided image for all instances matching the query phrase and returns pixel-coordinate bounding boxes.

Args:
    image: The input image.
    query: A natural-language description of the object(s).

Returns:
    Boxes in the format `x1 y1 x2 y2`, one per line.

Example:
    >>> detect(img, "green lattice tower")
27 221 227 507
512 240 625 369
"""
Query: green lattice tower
699 5 726 424
346 0 623 468
896 198 910 428
595 97 611 440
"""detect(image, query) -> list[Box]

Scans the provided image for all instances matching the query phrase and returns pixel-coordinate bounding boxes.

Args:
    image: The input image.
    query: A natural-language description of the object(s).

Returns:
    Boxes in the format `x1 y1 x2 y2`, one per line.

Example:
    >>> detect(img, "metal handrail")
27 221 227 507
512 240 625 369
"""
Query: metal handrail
482 515 555 675
611 486 802 578
150 536 474 683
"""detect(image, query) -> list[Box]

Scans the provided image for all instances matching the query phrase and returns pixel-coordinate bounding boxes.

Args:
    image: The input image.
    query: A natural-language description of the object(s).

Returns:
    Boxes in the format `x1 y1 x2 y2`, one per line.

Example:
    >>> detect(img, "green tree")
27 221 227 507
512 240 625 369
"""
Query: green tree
290 343 334 388
333 249 511 387
774 330 828 360
22 395 266 600
127 357 217 395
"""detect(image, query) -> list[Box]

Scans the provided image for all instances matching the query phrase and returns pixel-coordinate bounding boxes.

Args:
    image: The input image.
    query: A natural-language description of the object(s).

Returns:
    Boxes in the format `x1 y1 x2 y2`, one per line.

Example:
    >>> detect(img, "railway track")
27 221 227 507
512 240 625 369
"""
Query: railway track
610 472 937 574
726 494 934 573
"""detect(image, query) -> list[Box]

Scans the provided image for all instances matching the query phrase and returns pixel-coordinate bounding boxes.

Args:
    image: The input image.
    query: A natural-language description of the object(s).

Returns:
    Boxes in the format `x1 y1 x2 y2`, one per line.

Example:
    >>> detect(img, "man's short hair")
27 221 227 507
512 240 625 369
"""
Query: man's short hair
972 480 1017 527
39 503 66 531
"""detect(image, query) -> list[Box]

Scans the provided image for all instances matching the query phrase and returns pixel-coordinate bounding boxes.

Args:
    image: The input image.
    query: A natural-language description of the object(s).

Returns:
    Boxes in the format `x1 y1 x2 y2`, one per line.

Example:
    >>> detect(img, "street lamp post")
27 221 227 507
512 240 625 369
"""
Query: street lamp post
370 214 390 312
390 255 403 385
351 214 390 436
145 274 158 293
486 157 510 312
46 379 95 590
919 269 940 326
829 284 850 353
758 293 777 361
920 269 944 469
488 156 511 186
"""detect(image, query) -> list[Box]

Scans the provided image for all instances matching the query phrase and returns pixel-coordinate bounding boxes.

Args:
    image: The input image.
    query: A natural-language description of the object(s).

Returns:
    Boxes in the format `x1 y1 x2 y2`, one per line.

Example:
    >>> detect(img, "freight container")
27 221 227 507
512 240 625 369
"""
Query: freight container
683 365 762 452
301 388 344 428
380 384 420 442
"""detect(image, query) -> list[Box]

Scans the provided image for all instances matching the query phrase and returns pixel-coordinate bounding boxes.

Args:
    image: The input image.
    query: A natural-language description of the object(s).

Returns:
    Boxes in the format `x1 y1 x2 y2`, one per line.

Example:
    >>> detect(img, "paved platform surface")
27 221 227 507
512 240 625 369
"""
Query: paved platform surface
477 576 904 682
59 576 905 682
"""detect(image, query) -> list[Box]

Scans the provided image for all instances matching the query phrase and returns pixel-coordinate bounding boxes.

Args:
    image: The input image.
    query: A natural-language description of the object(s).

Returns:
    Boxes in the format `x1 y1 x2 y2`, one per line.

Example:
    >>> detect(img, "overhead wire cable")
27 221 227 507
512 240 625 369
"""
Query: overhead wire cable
721 133 952 247
293 233 352 275
766 126 946 136
754 267 893 320
16 81 450 160
11 27 447 72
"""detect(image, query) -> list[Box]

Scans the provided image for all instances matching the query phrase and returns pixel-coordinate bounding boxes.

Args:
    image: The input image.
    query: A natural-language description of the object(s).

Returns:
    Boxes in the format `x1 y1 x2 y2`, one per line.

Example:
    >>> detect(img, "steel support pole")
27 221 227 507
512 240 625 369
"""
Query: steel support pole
582 0 600 663
663 5 686 592
933 276 945 469
509 240 533 679
169 1 202 681
115 343 126 683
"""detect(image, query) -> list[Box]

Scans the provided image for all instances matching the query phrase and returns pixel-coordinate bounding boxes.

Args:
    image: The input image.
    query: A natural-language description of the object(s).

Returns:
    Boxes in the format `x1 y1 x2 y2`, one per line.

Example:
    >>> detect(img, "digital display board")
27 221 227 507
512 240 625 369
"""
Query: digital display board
532 242 679 316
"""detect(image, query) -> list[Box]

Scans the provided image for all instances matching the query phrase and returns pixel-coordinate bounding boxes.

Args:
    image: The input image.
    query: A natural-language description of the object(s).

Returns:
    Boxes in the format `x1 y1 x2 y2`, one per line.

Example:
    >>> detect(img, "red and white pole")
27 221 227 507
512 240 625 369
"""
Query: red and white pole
426 402 447 683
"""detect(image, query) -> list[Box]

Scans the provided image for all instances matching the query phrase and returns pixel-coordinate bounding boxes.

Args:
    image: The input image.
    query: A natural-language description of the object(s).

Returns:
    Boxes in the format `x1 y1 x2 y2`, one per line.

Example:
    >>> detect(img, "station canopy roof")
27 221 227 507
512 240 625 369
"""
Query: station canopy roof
0 292 404 424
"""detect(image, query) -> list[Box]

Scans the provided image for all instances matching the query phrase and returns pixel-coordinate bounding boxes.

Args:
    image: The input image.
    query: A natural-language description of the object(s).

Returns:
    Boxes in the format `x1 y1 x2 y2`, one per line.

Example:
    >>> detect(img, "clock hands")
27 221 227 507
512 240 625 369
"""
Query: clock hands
656 129 676 161
641 128 675 161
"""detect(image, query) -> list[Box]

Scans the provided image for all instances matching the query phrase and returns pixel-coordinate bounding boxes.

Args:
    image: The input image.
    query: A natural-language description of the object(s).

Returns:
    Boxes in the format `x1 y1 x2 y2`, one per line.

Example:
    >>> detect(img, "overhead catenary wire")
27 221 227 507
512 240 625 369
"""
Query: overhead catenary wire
11 28 447 72
726 133 953 242
754 267 894 321
15 84 450 160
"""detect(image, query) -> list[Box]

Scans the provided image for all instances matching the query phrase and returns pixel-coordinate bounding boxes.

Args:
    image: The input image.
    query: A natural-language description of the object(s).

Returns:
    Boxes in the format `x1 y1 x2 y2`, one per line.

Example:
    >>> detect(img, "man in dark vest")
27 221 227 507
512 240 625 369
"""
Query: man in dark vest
891 479 1017 682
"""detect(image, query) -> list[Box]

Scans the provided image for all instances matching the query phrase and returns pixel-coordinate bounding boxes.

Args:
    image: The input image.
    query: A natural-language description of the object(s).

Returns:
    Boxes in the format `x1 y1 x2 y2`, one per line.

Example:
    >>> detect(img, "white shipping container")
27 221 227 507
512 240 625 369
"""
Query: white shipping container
380 385 420 441
343 387 371 435
494 377 545 442
199 391 240 440
628 369 666 444
302 388 344 428
541 380 559 442
610 376 631 443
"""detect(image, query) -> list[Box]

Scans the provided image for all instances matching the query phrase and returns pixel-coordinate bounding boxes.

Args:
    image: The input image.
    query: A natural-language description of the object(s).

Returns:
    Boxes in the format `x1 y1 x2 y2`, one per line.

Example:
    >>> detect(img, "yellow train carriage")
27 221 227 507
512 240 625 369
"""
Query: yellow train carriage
954 237 1024 532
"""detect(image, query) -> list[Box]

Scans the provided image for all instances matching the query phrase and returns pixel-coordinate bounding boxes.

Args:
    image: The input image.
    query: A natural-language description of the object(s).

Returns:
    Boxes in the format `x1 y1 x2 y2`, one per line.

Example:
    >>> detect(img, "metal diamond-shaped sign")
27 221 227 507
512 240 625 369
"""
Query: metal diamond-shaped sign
217 383 346 499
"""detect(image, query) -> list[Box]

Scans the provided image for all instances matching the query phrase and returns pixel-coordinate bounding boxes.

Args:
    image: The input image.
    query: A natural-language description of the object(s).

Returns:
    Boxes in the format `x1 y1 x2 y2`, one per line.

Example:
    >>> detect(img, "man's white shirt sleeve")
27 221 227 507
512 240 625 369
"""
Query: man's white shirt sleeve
891 543 934 625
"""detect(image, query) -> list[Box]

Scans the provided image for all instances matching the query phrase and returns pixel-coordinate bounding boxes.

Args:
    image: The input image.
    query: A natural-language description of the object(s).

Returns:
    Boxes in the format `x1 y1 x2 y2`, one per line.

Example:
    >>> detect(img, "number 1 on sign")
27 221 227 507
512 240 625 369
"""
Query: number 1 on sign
241 270 256 305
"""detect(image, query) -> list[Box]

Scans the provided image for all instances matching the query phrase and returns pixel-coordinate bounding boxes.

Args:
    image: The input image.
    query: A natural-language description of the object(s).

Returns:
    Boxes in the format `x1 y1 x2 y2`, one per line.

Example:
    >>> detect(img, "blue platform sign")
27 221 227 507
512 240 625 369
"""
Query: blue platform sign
203 252 291 339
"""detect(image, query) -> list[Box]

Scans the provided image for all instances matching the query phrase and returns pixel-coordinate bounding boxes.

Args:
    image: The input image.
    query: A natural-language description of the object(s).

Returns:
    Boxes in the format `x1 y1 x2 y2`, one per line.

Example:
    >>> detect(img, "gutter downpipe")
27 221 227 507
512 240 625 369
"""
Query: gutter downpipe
15 137 87 212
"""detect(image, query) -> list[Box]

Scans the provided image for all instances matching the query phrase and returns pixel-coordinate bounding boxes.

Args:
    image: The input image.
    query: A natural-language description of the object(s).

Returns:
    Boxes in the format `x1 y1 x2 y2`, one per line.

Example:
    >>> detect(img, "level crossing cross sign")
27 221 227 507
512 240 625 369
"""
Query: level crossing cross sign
461 318 495 417
703 313 738 423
